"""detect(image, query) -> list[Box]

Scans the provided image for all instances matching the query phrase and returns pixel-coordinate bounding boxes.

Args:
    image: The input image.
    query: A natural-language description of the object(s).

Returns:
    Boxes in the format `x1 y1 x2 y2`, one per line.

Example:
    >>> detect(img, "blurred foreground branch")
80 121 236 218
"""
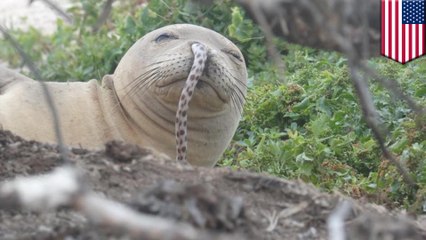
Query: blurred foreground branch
29 0 73 24
328 201 352 240
0 167 208 240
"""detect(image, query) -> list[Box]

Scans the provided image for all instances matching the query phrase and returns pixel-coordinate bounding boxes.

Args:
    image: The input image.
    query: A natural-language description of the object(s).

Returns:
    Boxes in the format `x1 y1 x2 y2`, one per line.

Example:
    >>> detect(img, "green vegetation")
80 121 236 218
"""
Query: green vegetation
1 0 424 209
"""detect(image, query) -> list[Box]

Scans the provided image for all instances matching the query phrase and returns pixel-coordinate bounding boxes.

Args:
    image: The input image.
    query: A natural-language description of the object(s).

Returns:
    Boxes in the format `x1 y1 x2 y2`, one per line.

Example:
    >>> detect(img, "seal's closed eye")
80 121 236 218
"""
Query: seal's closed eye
223 49 243 62
155 33 178 43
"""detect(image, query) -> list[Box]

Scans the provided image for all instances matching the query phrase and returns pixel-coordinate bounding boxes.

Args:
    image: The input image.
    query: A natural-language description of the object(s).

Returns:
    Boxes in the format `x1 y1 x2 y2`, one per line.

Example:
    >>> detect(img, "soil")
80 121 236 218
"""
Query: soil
0 130 425 240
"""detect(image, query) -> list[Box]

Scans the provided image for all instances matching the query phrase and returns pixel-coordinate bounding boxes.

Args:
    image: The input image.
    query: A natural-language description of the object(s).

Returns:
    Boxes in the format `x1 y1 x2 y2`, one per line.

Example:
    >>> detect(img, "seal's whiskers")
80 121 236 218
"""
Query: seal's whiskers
175 43 207 162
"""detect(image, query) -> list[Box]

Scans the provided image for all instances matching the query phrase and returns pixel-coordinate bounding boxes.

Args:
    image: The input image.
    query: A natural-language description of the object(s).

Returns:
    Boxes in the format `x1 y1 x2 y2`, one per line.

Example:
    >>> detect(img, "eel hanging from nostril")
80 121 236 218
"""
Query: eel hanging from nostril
175 43 208 162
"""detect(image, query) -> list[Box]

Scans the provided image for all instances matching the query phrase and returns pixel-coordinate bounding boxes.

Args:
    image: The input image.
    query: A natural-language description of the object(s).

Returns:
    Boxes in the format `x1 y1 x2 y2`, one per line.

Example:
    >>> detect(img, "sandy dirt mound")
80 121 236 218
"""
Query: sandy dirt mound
0 130 424 239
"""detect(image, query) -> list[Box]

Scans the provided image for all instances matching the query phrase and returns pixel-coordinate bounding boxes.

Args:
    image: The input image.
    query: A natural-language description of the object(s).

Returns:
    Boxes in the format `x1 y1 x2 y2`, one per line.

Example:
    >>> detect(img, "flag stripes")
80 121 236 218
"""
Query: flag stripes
381 0 425 64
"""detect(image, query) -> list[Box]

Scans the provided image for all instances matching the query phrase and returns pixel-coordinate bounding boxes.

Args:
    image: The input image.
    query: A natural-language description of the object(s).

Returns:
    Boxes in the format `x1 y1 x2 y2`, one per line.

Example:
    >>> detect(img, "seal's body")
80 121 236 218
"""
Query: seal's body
0 24 247 166
0 70 127 147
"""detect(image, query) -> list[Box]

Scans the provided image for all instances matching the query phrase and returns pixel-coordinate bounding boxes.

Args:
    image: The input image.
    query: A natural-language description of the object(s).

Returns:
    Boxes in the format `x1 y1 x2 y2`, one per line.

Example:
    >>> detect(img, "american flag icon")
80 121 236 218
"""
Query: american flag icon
381 0 426 63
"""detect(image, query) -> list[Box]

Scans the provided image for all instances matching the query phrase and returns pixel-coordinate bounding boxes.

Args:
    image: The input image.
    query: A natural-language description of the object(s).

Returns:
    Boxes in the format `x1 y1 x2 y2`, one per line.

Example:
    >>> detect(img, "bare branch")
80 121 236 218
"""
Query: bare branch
327 201 352 240
76 193 200 239
0 166 82 211
0 26 42 79
93 0 115 33
0 26 70 164
360 63 426 116
349 63 417 187
30 0 73 24
242 0 287 83
0 166 220 240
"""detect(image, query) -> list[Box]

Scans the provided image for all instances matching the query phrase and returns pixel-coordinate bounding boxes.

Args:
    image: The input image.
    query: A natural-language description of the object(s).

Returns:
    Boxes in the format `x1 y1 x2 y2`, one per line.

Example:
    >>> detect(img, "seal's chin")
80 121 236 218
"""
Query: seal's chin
156 78 227 103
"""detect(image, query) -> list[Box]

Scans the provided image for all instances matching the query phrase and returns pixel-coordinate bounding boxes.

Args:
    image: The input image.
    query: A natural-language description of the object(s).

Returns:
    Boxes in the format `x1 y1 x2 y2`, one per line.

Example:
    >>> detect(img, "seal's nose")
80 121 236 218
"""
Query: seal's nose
189 41 201 47
189 41 209 53
189 41 217 60
208 48 218 56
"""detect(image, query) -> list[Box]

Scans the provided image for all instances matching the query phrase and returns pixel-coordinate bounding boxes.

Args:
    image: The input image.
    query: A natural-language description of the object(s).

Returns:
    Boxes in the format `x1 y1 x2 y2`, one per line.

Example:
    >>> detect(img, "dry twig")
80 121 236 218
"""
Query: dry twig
93 0 115 33
29 0 73 24
240 0 287 83
0 26 70 164
264 201 309 232
0 166 210 240
327 201 352 240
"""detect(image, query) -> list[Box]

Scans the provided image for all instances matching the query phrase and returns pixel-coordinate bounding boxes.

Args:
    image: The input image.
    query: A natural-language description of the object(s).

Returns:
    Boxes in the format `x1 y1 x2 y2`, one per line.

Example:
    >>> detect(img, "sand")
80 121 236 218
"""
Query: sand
0 0 70 34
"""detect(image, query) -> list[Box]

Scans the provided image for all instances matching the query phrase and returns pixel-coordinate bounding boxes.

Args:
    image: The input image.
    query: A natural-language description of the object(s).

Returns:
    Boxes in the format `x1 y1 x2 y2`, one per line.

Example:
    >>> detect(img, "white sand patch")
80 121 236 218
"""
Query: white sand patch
0 0 71 67
0 0 71 34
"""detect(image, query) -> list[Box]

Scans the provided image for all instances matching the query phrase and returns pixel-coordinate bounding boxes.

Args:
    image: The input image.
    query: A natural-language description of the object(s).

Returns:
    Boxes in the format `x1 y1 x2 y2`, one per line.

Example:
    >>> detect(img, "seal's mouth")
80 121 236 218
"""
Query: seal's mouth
156 78 227 103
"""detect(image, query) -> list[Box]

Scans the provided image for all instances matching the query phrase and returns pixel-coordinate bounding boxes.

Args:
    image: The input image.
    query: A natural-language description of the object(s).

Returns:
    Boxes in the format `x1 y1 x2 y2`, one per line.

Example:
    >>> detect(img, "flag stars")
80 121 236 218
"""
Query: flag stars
402 0 425 24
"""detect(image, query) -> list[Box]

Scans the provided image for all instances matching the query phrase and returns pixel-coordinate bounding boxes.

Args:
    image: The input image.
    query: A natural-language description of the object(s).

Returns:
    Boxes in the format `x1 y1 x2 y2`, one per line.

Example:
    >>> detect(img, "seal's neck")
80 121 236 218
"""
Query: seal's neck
100 74 177 153
96 75 141 143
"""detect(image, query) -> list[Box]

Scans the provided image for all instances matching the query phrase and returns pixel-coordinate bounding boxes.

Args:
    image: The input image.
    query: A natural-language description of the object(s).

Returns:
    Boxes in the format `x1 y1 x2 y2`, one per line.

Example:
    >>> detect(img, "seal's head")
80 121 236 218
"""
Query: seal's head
113 24 247 166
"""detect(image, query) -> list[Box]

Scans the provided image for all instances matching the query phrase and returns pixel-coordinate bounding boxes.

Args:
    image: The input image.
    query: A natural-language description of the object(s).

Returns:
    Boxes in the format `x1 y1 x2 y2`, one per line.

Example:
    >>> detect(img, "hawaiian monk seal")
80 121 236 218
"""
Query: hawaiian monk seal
0 24 248 166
